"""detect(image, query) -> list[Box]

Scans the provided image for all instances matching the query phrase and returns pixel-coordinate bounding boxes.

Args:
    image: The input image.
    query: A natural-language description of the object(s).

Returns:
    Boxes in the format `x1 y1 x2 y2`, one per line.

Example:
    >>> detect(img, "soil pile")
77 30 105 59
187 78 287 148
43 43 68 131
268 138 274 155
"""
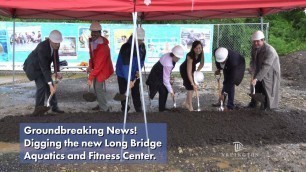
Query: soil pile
280 51 306 90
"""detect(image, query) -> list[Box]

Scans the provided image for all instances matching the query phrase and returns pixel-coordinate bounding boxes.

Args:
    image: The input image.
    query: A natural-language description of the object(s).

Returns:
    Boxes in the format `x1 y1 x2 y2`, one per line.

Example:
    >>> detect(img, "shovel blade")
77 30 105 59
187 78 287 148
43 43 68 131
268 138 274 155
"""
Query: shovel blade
249 93 265 103
35 106 51 115
83 92 97 102
113 93 126 101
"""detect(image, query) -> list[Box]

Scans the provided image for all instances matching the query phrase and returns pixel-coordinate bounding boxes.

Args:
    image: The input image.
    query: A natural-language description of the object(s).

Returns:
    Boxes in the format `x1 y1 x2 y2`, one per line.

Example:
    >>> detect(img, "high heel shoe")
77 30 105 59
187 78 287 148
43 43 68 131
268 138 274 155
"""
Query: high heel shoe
182 102 189 109
182 102 193 111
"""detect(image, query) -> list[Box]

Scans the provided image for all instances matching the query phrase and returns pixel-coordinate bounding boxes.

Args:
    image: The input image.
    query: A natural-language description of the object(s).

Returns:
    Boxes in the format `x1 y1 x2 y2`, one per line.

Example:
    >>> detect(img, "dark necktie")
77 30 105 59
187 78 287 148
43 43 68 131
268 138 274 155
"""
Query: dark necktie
53 49 58 77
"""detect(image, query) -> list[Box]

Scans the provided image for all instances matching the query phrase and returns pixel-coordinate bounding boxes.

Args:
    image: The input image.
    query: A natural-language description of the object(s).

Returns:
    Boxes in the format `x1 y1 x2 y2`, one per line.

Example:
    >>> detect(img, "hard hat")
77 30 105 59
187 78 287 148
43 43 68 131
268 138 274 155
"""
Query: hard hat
49 30 63 43
171 45 184 58
90 22 102 31
137 27 145 40
215 47 228 63
252 30 265 41
193 71 204 85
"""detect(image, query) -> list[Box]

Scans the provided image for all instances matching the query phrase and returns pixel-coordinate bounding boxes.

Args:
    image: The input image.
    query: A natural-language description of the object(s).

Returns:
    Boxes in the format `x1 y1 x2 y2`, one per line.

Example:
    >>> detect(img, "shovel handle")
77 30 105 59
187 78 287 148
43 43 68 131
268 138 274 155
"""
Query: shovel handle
217 79 221 97
172 95 177 108
47 94 53 107
253 85 255 94
195 89 200 110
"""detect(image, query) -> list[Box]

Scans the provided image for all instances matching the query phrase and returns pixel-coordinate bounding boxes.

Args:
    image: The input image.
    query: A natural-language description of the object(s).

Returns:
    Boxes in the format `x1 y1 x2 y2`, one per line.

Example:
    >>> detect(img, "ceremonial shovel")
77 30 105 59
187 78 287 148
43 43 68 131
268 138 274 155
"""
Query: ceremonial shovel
249 85 265 103
36 80 59 114
83 85 97 102
113 78 139 101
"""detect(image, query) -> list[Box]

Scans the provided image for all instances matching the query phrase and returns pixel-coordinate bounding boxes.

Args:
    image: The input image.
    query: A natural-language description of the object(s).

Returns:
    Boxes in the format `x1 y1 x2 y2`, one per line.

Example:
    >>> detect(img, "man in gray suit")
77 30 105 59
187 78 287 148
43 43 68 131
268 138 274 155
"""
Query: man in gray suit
248 30 281 110
23 30 65 116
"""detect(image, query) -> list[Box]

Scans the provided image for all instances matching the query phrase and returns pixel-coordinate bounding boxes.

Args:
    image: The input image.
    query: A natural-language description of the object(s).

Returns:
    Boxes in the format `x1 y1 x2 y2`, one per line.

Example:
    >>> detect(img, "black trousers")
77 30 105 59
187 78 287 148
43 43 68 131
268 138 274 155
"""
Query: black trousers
222 82 235 109
34 75 58 110
117 76 142 112
158 84 169 112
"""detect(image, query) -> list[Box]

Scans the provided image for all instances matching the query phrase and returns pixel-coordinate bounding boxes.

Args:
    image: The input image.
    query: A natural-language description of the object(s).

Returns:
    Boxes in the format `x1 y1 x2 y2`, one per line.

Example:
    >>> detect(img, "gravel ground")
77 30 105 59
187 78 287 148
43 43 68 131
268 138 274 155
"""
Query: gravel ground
0 51 305 171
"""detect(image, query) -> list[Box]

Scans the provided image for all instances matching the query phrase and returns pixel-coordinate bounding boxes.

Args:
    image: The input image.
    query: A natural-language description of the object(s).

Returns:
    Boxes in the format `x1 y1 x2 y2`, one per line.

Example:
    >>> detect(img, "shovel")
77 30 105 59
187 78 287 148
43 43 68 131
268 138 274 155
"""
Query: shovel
35 95 52 114
35 81 58 114
83 73 97 102
113 78 138 101
218 92 227 111
172 94 177 108
83 85 97 102
195 89 201 111
212 74 222 107
249 85 265 103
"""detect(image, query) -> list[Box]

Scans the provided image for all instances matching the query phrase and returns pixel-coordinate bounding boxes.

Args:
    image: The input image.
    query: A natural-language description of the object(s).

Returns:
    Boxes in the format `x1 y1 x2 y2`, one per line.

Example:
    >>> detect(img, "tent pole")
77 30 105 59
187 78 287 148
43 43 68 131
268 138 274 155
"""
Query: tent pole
120 12 137 162
133 13 150 155
260 16 264 31
12 18 16 98
266 22 269 43
259 8 263 31
217 24 220 47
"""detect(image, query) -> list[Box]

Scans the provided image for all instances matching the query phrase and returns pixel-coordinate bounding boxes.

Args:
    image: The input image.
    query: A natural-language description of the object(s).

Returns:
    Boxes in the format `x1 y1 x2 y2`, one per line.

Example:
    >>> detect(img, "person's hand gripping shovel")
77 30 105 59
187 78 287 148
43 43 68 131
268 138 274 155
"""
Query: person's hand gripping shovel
83 74 97 102
248 77 265 104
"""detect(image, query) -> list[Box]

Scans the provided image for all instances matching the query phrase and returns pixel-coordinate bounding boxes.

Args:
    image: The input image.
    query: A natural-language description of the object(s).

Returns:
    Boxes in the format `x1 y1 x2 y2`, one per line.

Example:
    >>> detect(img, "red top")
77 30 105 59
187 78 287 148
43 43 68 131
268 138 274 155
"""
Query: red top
88 37 114 82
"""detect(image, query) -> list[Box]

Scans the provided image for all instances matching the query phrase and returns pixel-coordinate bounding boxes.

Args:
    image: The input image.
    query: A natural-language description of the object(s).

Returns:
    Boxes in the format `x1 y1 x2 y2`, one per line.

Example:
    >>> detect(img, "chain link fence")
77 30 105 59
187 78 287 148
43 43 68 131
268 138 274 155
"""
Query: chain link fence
213 23 269 61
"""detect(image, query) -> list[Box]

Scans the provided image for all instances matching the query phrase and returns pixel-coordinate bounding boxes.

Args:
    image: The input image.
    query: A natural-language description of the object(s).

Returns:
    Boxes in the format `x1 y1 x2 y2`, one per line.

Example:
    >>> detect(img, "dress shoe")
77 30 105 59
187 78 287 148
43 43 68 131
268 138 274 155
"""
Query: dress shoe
135 108 142 112
182 102 189 109
92 105 100 111
52 108 65 113
260 102 268 111
99 106 112 112
159 108 171 112
223 107 233 112
121 106 130 112
30 109 41 117
212 102 221 107
247 101 257 108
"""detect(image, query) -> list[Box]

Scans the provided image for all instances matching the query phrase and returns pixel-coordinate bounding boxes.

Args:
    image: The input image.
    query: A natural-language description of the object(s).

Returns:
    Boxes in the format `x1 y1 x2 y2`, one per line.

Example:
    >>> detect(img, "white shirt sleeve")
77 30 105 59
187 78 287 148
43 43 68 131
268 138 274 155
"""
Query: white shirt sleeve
163 65 173 93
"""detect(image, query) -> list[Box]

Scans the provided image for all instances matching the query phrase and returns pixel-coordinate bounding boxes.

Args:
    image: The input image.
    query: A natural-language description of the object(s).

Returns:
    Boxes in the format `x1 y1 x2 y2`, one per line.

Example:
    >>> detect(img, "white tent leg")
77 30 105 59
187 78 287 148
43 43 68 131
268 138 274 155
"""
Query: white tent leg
120 14 136 161
133 12 150 154
12 19 16 100
120 12 150 161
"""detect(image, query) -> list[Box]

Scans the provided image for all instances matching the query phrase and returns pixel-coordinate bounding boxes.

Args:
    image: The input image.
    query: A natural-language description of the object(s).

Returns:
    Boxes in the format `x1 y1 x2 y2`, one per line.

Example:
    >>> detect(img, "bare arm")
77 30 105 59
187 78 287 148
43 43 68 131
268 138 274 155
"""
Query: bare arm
196 53 205 71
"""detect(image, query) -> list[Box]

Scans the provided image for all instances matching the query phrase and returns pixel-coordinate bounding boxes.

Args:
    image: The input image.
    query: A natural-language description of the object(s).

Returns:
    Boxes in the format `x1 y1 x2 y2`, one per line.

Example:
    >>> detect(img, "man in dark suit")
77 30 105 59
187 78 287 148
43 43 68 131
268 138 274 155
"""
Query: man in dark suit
23 30 64 116
213 47 246 110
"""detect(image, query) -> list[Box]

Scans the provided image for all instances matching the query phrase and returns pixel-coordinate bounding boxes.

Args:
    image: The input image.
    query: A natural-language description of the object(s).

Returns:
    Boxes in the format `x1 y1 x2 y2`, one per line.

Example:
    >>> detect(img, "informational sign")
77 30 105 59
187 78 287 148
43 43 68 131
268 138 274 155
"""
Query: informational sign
0 22 214 71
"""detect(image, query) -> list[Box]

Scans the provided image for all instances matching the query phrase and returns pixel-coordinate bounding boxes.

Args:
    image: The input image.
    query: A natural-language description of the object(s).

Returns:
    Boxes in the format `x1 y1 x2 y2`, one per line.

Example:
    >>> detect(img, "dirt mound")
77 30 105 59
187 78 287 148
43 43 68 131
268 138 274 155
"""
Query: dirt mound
280 51 306 90
1 109 306 147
